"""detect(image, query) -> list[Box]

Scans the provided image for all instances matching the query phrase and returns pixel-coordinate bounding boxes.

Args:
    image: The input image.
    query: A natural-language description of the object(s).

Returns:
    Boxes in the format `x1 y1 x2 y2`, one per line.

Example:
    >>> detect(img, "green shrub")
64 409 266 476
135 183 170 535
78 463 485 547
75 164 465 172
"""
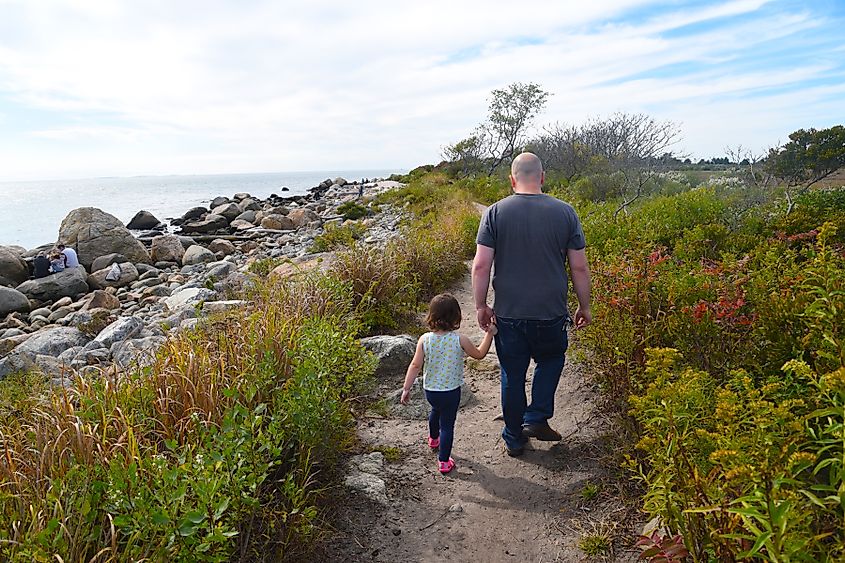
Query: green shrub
248 257 285 277
336 201 370 221
310 221 367 253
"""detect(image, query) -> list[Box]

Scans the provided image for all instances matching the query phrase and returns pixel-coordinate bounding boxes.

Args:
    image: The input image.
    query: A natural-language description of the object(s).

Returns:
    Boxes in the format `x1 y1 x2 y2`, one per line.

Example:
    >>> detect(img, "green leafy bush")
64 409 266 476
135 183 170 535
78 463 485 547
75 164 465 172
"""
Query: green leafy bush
310 221 367 253
336 201 370 220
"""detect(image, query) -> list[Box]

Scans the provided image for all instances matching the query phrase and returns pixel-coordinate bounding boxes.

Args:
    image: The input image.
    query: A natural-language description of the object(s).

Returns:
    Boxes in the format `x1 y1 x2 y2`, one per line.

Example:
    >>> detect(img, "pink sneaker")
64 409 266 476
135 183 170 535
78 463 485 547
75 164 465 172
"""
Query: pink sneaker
438 458 455 474
428 437 440 449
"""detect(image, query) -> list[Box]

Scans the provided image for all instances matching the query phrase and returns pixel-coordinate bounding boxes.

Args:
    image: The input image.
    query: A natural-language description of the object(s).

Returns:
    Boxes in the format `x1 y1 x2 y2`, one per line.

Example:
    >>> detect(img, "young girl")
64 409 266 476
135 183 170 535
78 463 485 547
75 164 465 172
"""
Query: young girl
400 293 496 474
49 251 65 273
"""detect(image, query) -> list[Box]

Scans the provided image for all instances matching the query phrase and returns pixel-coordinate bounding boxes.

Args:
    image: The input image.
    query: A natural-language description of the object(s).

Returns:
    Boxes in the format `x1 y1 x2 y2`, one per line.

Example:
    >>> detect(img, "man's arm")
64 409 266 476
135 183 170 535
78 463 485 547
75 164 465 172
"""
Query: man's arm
472 244 495 330
566 248 592 328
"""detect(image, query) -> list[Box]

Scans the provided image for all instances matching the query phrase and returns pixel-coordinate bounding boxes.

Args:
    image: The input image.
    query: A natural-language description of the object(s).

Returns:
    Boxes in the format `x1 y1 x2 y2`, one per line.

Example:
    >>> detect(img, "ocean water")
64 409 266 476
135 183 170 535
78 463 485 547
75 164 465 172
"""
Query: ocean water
0 170 401 249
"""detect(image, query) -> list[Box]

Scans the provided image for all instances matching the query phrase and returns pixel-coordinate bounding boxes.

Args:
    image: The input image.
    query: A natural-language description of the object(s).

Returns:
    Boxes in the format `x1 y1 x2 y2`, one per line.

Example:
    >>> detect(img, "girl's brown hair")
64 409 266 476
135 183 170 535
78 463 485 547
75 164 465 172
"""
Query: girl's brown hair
425 293 461 331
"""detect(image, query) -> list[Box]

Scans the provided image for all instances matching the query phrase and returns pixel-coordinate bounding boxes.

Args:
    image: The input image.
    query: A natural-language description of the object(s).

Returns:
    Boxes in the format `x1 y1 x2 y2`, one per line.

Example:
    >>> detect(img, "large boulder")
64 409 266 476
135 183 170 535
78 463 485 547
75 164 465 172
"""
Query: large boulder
150 235 185 264
180 214 228 234
16 267 89 301
163 287 215 311
111 336 166 369
11 326 90 358
182 207 207 221
260 214 295 230
88 262 139 289
288 208 322 228
210 203 241 222
207 239 236 256
58 207 151 269
79 290 121 310
94 316 144 348
0 286 30 316
182 245 216 266
126 210 161 230
0 246 28 287
91 253 128 273
359 335 416 379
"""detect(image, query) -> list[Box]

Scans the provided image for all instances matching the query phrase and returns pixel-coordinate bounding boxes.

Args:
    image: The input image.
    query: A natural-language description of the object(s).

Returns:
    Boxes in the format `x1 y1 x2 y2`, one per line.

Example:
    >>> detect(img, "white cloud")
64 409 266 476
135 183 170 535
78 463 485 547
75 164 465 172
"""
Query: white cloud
0 0 841 179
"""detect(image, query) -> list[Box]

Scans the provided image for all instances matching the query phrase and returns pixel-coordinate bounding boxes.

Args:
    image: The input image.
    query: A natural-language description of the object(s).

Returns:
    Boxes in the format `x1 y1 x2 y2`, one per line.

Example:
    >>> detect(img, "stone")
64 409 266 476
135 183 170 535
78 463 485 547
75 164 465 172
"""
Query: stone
16 267 89 302
58 207 151 268
205 261 236 279
238 199 261 212
135 263 161 276
0 246 29 286
0 286 30 316
360 335 416 379
10 326 90 358
163 287 216 311
80 290 121 310
207 239 236 256
288 208 322 228
210 196 229 208
0 354 35 380
344 452 387 504
233 192 251 201
181 214 228 234
111 336 166 368
230 219 255 231
334 177 348 186
88 262 139 289
181 206 207 221
52 296 73 309
91 253 128 273
210 203 241 222
201 300 247 315
126 210 161 230
94 316 144 348
150 235 186 264
233 210 256 223
182 245 216 266
260 214 295 230
47 307 72 323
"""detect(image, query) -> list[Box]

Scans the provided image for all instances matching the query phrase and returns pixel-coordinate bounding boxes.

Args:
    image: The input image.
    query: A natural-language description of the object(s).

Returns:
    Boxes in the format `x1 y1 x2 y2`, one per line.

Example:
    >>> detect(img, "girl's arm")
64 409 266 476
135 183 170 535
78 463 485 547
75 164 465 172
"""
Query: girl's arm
459 324 497 360
400 337 425 404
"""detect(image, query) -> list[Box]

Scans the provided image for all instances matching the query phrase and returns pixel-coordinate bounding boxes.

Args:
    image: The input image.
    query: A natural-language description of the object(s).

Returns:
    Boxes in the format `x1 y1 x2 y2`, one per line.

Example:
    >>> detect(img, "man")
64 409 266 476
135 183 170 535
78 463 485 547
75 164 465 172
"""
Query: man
57 244 79 269
473 152 591 457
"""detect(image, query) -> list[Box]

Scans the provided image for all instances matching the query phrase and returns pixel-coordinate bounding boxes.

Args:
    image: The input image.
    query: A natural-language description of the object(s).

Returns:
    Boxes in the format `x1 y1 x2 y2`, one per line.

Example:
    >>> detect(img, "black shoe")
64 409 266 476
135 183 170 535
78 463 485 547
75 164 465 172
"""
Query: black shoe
506 445 525 457
522 423 562 441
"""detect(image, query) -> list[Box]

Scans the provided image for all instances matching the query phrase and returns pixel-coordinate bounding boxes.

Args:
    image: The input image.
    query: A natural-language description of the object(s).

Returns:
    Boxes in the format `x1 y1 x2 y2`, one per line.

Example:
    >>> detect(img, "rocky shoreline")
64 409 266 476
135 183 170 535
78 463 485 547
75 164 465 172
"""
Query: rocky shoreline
0 177 405 382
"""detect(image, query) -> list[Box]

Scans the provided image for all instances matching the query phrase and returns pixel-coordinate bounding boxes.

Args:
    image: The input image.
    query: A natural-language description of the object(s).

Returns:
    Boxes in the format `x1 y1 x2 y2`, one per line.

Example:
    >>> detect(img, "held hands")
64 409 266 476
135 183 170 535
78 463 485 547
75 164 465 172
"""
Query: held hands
486 318 498 336
476 305 495 331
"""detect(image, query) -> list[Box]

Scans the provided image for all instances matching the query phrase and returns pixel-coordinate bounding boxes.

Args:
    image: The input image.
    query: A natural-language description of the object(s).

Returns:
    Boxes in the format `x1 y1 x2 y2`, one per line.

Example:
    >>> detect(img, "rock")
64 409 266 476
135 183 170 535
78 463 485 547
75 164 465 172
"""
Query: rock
233 192 251 201
111 336 166 368
360 335 416 379
80 290 121 310
88 262 139 289
47 307 72 323
58 207 151 268
52 296 73 309
334 177 348 186
238 199 261 212
150 235 186 264
207 239 236 256
16 267 89 302
182 206 207 221
345 452 387 504
288 208 322 228
388 381 476 420
29 307 52 320
182 245 216 266
205 261 236 280
234 210 256 223
181 214 228 234
210 196 229 208
91 253 128 273
126 210 161 230
163 287 216 311
94 316 144 348
230 219 255 231
201 300 246 315
0 246 29 286
11 326 90 358
260 215 295 230
0 354 35 380
210 203 241 222
135 263 161 276
0 286 30 316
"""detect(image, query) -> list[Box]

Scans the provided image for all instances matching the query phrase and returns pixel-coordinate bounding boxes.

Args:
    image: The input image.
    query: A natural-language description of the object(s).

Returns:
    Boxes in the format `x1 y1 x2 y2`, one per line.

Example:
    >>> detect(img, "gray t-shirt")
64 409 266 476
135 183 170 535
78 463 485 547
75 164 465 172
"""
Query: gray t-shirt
476 193 585 320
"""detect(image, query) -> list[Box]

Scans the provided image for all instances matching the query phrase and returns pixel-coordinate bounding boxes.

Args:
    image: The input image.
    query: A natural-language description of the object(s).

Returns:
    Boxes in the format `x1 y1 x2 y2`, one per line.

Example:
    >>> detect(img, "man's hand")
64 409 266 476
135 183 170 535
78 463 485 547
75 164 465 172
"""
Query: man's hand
574 306 592 329
477 305 495 331
400 388 411 405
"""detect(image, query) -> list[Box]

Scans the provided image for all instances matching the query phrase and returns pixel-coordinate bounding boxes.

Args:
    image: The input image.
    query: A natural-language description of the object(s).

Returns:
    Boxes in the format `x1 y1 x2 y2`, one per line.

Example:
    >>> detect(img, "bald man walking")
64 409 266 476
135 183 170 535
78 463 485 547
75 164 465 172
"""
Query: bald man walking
473 152 592 457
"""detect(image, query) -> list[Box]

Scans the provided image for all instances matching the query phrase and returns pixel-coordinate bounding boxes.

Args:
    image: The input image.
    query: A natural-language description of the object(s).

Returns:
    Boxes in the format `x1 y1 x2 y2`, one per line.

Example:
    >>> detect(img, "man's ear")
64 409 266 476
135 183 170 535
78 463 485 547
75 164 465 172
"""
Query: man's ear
510 174 517 188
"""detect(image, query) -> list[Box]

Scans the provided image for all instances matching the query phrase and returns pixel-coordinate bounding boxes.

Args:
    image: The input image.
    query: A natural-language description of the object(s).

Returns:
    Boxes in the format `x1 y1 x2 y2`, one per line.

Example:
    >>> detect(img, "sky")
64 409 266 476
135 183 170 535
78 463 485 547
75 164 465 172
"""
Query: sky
0 0 843 181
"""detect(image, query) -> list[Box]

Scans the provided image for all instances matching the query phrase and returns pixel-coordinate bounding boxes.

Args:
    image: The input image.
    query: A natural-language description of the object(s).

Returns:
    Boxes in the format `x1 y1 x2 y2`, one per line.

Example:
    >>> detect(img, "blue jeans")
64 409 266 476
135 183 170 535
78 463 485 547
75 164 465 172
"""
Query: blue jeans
425 387 461 462
495 316 569 449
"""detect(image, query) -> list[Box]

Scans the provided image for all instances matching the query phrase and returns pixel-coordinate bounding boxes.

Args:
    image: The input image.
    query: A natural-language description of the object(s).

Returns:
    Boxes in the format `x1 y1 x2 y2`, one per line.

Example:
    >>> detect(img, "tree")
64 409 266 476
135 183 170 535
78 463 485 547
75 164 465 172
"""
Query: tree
524 123 592 181
766 125 845 213
442 129 489 177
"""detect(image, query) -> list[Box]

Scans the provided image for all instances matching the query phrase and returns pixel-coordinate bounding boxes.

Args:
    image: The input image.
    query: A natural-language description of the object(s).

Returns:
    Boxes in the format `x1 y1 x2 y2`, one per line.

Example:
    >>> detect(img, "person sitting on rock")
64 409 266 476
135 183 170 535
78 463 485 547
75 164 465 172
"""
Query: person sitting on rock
49 251 65 273
32 253 51 279
57 243 79 268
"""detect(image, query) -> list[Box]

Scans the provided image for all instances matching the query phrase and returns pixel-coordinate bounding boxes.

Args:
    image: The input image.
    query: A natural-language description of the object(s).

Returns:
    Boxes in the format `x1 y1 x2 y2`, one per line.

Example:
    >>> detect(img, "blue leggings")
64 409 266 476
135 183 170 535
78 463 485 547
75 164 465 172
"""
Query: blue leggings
425 387 461 462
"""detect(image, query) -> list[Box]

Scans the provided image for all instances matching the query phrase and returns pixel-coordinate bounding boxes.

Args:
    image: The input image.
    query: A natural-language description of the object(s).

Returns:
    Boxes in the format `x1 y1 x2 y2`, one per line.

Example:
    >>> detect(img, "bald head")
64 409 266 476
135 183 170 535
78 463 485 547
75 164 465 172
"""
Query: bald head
510 153 544 190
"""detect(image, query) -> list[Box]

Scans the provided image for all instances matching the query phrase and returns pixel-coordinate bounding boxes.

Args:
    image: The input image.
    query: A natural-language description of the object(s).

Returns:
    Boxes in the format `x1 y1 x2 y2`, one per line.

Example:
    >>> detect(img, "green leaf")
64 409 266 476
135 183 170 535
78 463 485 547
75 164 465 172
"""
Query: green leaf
186 510 206 524
213 498 230 521
151 512 171 526
737 531 773 559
